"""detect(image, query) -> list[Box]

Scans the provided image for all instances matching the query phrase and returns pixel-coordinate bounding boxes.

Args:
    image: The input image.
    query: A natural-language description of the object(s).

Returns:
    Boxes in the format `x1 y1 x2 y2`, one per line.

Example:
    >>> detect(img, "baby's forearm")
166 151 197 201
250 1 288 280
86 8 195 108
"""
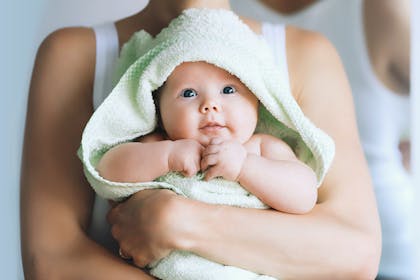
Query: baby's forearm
96 141 173 183
238 155 317 214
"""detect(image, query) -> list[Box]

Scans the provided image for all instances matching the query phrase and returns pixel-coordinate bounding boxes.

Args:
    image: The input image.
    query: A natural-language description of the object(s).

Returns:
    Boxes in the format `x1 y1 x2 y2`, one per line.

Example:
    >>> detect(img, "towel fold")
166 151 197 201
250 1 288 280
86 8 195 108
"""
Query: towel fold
79 8 335 280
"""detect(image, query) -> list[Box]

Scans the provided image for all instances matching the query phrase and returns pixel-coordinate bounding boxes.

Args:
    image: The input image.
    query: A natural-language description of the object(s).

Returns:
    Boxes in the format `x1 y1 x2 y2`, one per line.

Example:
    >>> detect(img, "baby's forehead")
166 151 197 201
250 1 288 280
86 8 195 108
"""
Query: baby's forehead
167 61 239 82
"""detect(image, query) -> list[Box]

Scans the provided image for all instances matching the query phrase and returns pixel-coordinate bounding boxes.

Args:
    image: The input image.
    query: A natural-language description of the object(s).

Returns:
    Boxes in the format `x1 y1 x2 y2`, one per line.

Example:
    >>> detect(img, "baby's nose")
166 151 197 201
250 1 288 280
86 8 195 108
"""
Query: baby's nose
200 100 221 113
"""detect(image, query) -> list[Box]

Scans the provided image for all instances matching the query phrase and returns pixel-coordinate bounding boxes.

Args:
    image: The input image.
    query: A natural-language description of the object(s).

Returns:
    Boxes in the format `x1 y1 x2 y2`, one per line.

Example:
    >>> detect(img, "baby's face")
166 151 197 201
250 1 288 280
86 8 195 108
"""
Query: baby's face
158 62 259 146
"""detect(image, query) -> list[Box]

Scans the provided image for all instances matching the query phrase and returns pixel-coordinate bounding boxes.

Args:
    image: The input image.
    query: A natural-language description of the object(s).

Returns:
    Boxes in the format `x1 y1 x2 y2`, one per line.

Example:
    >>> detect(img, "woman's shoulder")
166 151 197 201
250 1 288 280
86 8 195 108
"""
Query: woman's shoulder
284 26 343 102
284 25 357 150
39 26 96 60
35 27 96 84
33 27 96 100
29 27 98 127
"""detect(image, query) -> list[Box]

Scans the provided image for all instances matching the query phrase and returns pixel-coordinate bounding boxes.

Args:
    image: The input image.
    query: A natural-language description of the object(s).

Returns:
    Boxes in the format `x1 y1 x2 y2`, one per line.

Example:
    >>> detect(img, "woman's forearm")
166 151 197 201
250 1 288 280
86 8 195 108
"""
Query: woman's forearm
22 229 152 280
176 198 380 279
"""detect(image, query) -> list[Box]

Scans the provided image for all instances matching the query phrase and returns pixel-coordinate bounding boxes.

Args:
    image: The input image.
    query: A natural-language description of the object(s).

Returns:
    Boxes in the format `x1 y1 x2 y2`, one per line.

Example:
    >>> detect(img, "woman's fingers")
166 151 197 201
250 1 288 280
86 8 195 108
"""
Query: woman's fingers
131 249 154 268
118 247 131 260
106 203 121 225
133 256 149 268
106 190 179 268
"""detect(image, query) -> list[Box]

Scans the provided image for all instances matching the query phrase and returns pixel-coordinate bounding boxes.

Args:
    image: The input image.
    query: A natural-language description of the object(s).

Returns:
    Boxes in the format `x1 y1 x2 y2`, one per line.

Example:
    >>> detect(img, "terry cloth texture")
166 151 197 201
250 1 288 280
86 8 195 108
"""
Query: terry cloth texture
79 8 335 280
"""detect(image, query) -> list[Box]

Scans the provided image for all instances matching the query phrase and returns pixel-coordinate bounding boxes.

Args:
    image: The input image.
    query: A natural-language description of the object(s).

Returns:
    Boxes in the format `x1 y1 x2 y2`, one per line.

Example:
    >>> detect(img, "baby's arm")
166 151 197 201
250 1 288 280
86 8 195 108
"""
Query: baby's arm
202 134 317 213
96 133 203 182
240 134 318 213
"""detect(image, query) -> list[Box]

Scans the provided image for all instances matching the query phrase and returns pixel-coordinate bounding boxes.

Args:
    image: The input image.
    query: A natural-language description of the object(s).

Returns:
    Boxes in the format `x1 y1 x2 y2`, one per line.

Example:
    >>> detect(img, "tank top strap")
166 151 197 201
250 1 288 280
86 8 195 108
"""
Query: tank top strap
261 22 291 92
92 22 120 110
89 22 120 251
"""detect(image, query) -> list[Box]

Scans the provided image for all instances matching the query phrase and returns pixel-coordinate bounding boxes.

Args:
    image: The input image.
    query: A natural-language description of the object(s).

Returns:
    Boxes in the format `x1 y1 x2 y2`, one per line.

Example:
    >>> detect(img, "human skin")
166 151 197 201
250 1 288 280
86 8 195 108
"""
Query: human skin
259 0 317 14
159 62 259 147
20 0 381 279
260 0 410 94
97 61 318 214
260 0 411 168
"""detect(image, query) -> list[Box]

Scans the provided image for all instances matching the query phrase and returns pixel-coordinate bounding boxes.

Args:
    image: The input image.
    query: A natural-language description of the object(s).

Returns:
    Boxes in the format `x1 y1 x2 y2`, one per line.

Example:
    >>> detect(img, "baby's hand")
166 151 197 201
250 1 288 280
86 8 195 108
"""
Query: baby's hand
201 138 247 181
168 139 204 177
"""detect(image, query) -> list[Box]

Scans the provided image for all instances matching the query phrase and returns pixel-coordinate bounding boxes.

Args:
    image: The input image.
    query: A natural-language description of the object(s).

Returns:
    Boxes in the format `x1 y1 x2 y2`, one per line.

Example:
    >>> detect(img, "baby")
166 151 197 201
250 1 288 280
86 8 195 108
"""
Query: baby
97 61 318 214
94 61 318 279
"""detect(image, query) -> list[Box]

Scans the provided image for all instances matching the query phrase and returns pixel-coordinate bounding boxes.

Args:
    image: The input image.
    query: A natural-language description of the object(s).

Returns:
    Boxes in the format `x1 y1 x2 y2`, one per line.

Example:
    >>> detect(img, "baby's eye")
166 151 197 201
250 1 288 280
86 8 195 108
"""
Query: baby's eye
221 85 236 94
181 88 197 98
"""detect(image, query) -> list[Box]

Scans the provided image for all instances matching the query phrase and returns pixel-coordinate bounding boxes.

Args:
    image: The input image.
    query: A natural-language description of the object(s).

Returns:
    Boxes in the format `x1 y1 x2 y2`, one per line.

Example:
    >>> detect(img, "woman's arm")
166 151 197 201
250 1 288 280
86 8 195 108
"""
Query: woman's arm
364 0 410 94
108 28 381 279
366 0 411 170
20 28 153 280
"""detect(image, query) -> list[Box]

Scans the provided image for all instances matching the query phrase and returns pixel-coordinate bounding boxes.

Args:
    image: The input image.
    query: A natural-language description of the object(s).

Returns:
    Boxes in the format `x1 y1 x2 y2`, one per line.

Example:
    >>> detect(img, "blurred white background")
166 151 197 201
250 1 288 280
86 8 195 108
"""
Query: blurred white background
2 0 418 278
412 0 420 274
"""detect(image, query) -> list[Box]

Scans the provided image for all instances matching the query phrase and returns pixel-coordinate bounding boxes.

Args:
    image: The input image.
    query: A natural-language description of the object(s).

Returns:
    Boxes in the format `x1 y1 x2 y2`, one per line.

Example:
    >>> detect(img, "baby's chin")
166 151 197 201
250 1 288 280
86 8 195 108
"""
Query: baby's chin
197 134 246 146
197 136 213 146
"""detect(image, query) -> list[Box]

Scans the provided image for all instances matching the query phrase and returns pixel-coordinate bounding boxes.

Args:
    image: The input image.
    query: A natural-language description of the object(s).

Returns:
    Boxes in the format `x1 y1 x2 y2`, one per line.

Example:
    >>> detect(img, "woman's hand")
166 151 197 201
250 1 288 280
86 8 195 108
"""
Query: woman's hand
107 189 185 268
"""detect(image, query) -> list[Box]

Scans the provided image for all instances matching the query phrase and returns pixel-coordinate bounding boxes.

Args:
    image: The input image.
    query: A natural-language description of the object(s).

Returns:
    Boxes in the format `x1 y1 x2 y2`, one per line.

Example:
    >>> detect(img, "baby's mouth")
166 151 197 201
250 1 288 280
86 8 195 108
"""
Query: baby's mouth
199 122 226 134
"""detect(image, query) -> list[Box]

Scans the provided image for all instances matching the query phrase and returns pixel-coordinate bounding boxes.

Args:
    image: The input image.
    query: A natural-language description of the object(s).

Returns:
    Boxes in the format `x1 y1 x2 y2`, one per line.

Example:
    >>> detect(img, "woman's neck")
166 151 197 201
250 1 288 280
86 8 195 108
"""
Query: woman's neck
116 0 232 46
260 0 317 14
157 0 231 12
146 0 231 27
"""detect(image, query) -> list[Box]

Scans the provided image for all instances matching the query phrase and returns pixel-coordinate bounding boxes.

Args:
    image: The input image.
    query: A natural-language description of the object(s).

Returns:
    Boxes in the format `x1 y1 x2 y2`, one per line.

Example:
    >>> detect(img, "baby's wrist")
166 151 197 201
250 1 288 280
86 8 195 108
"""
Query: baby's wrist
236 152 249 183
164 140 176 172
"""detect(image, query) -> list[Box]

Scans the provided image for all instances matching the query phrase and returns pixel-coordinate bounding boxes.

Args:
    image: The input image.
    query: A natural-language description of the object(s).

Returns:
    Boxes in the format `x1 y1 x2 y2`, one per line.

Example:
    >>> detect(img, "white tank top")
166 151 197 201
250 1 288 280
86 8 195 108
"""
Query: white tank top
89 21 289 250
231 0 411 189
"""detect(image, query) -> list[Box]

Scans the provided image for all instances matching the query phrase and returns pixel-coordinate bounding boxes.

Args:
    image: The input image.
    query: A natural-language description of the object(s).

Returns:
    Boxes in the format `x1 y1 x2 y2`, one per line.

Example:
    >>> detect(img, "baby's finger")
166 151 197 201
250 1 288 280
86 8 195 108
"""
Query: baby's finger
182 161 198 177
197 142 205 152
202 145 220 156
182 168 195 177
201 154 218 170
204 166 220 181
200 158 208 171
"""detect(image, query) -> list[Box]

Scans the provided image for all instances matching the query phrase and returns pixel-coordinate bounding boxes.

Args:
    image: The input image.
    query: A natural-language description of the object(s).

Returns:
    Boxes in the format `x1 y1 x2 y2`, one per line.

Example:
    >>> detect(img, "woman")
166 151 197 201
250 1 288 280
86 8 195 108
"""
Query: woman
20 0 381 279
231 0 414 278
